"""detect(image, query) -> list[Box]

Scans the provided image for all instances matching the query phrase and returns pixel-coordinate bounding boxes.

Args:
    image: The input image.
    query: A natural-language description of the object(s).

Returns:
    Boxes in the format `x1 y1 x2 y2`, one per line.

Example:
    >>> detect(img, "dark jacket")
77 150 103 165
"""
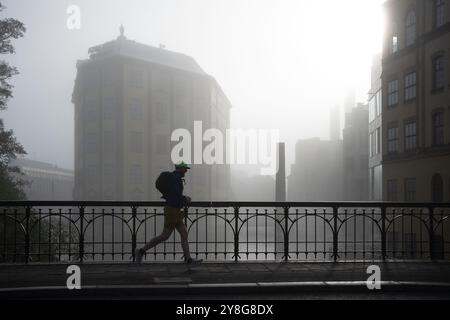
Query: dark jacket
165 171 186 209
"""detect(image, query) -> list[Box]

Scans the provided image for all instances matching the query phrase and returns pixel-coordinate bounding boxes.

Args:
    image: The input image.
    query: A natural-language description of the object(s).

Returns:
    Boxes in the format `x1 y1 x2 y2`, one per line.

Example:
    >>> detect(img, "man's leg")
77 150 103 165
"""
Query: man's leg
175 224 202 263
134 227 174 263
175 224 191 260
141 227 174 252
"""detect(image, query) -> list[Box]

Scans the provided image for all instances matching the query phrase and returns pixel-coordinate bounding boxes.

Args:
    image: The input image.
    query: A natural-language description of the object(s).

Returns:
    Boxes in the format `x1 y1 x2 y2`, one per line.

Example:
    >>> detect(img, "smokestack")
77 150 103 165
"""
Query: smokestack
275 142 286 259
276 142 286 201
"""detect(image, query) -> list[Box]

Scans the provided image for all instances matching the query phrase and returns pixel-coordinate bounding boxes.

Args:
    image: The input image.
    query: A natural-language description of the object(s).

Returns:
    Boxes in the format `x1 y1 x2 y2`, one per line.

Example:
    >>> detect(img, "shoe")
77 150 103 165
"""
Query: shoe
186 257 203 264
134 248 144 264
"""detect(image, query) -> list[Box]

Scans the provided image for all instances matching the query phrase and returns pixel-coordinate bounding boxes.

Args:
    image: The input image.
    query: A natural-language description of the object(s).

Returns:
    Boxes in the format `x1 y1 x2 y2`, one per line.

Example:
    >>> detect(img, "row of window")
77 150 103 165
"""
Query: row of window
390 1 446 53
387 71 417 107
86 99 194 123
125 68 210 98
387 55 445 108
369 128 381 157
86 132 170 154
387 173 447 202
85 164 144 185
387 112 445 153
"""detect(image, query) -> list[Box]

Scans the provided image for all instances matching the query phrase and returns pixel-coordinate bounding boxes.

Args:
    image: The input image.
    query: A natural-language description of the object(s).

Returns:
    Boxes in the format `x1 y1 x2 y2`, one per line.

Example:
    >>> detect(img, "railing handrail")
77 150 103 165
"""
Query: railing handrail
1 200 450 208
1 201 449 263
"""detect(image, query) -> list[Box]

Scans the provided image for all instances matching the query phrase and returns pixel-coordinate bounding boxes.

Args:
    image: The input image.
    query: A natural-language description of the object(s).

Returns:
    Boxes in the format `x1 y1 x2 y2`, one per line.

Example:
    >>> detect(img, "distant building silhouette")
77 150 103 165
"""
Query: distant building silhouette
9 158 74 200
72 28 231 201
329 105 341 141
342 103 369 201
288 138 343 201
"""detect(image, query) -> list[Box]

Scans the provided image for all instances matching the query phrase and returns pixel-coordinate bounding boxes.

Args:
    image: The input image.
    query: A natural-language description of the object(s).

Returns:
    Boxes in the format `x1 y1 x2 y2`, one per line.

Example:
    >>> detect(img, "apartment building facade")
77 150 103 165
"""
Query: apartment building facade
72 28 231 201
382 0 450 202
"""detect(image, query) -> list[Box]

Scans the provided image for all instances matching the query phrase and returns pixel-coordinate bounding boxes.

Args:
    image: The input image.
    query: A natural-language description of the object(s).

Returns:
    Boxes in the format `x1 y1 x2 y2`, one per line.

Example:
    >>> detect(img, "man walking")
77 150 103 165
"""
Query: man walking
134 161 202 264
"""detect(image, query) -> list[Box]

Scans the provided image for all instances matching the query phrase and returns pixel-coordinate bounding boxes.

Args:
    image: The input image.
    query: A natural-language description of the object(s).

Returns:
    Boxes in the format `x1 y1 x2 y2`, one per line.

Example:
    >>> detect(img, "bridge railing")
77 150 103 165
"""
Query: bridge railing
1 201 449 263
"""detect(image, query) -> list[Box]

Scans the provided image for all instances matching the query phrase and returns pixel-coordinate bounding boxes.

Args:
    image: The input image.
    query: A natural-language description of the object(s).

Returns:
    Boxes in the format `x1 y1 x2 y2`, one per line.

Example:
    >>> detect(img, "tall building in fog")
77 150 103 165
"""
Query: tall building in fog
382 0 450 202
72 28 231 201
368 54 383 201
342 103 369 201
288 138 343 201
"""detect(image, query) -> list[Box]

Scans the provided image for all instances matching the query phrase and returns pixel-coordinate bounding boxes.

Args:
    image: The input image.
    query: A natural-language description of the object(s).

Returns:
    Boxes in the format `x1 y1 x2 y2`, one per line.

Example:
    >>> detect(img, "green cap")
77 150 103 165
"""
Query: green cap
174 160 191 169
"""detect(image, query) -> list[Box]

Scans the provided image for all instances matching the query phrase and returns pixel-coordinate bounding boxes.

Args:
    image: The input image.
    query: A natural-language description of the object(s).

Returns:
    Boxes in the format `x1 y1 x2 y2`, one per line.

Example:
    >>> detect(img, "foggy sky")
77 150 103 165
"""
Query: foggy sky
2 0 384 173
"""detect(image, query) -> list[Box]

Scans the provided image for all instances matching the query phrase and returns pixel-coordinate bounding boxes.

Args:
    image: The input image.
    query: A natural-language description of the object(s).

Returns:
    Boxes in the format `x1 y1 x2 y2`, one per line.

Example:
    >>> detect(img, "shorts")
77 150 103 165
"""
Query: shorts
163 206 184 229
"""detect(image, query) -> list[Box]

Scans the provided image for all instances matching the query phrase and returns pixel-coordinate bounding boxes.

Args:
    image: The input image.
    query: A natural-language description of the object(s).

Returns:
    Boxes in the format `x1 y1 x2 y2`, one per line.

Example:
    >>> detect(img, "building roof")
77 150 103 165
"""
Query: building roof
9 158 74 175
83 28 205 75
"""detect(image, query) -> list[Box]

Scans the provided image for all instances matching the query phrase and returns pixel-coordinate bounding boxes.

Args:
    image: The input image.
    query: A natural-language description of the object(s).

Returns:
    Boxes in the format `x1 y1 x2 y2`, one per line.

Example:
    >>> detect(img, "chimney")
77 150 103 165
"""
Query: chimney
275 142 286 202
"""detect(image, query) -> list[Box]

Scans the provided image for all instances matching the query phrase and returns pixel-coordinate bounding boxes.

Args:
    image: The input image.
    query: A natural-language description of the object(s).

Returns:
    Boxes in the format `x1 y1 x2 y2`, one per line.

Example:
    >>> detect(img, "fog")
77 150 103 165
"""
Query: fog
2 0 384 176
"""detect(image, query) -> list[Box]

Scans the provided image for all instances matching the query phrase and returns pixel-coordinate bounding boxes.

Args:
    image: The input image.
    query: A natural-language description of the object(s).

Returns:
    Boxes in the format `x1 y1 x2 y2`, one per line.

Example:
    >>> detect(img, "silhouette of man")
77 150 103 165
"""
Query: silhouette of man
134 161 202 264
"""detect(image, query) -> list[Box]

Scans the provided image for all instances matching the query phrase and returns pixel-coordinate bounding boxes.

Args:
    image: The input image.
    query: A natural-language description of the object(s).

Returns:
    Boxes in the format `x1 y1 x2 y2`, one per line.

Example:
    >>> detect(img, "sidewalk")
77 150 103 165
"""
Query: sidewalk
1 261 450 299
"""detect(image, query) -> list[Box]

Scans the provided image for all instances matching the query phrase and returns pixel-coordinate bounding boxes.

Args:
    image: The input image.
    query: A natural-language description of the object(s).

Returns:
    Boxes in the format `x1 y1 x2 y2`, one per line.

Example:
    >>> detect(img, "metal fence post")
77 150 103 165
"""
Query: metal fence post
381 206 387 261
24 205 31 264
284 206 289 262
78 206 84 264
131 205 137 261
333 206 338 262
429 207 435 260
234 206 239 262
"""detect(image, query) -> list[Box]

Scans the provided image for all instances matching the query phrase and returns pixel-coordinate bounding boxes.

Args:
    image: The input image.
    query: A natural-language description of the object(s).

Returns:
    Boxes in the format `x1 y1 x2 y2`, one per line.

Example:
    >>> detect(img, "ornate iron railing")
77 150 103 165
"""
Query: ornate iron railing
0 201 449 263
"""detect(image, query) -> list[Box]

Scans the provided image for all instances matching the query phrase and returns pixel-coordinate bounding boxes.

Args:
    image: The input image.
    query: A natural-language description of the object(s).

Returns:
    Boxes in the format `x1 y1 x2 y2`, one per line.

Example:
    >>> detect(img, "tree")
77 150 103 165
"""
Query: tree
0 2 26 200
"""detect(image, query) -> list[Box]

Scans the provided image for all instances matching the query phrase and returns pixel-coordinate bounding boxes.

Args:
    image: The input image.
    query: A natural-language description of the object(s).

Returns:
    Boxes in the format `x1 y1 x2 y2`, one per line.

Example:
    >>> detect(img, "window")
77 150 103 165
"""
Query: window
405 10 416 47
369 91 381 122
153 73 169 93
376 90 382 117
103 97 116 119
173 76 188 96
388 80 398 107
404 71 417 101
130 165 142 184
86 134 98 153
404 178 416 201
433 55 445 90
369 130 380 157
130 131 143 153
387 179 398 201
404 121 417 150
376 128 381 154
130 98 143 119
155 102 167 123
129 68 143 88
103 131 114 153
85 102 98 121
370 132 375 157
435 0 445 28
432 112 444 145
392 35 398 53
387 126 398 153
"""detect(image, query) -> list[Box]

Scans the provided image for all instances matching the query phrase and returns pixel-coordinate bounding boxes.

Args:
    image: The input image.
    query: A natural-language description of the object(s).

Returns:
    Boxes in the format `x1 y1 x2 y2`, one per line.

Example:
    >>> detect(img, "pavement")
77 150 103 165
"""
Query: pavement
1 261 450 299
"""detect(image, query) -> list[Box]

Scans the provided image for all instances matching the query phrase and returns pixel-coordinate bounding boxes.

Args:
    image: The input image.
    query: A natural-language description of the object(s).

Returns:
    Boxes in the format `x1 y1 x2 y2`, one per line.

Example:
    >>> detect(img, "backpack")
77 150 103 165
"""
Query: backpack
155 171 173 197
